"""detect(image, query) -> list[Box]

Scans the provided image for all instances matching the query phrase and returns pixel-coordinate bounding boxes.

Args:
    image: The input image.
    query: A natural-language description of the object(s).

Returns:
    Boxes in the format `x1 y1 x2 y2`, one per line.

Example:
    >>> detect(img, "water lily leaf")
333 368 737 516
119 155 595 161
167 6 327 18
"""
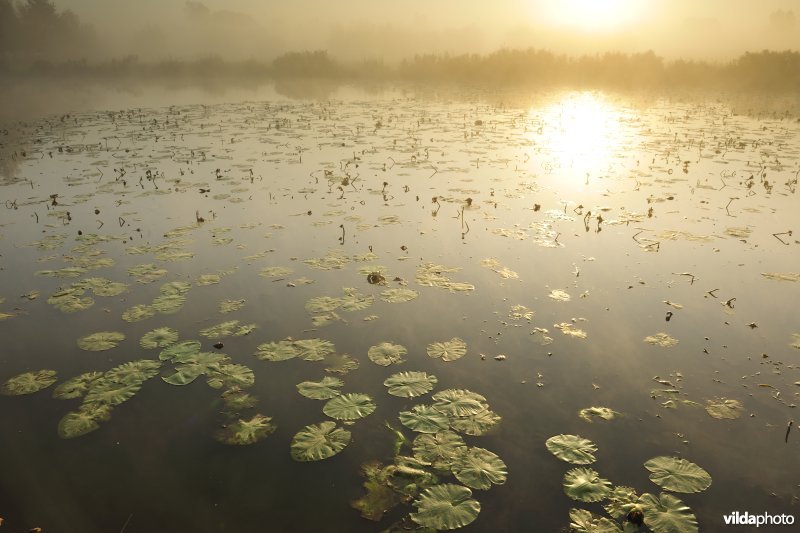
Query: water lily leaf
151 293 186 314
195 273 221 286
410 484 481 530
215 414 275 445
306 296 342 314
638 492 698 533
546 434 598 465
351 462 404 521
339 288 374 311
82 277 128 297
563 467 612 502
451 447 508 490
259 266 292 278
219 299 245 314
413 431 467 470
644 333 679 347
432 389 488 417
206 364 255 390
603 486 640 521
159 340 202 362
297 376 344 400
644 456 712 493
448 408 501 436
427 338 467 362
569 508 623 533
222 389 258 411
159 281 191 295
200 320 255 338
368 342 407 366
416 263 475 293
579 406 619 423
121 304 156 322
293 338 335 361
77 331 125 351
58 407 108 439
84 380 142 407
324 353 360 374
705 398 743 419
2 370 58 395
323 393 376 420
48 292 94 313
554 322 587 339
254 340 297 361
384 371 438 398
400 405 451 433
163 351 229 385
290 421 351 462
549 289 571 302
53 372 103 399
379 287 419 303
128 263 168 283
103 360 161 385
140 327 179 349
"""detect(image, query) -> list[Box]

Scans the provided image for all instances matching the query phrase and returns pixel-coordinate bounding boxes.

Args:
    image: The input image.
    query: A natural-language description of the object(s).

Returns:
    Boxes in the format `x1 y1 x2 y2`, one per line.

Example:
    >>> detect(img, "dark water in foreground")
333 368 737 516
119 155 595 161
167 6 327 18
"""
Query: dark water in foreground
1 83 799 532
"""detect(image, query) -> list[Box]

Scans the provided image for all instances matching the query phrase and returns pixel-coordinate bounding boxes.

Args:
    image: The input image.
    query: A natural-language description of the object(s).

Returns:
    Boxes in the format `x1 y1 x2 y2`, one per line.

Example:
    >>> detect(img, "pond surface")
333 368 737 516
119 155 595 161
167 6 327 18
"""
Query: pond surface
1 85 799 532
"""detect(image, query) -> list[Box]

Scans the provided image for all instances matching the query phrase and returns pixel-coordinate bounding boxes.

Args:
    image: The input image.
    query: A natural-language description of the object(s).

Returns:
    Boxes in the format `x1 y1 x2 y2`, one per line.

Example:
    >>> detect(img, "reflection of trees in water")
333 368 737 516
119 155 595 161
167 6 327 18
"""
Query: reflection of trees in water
0 0 96 60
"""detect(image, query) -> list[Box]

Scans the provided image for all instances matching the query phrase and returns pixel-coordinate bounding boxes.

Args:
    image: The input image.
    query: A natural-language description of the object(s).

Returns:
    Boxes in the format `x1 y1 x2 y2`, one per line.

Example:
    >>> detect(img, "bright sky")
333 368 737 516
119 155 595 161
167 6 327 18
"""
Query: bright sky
54 0 800 61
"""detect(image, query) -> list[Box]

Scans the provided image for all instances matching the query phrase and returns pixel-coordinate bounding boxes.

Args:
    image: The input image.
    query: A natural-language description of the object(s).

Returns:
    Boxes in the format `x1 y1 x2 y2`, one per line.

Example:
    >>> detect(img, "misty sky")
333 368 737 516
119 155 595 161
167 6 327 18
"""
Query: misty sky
54 0 800 61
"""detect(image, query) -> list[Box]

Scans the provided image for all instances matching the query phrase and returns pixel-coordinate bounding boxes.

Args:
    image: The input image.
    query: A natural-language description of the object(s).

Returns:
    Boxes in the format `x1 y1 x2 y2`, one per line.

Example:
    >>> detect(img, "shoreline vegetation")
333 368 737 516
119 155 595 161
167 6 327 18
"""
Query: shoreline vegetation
2 48 800 92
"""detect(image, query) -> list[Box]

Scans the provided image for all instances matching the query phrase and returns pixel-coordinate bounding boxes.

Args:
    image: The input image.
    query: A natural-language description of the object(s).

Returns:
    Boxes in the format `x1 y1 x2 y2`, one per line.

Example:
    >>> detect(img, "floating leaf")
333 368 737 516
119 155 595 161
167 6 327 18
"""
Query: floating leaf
254 340 297 361
351 462 404 521
206 364 255 389
563 467 612 502
379 288 419 303
58 407 108 439
159 281 191 295
432 389 488 417
549 289 571 301
400 405 451 433
103 360 161 385
705 398 743 419
200 320 256 338
77 331 125 351
410 484 481 530
603 486 640 521
639 492 698 533
368 342 408 366
451 447 507 490
52 372 103 399
140 327 178 349
128 263 168 284
152 293 186 314
323 393 376 420
324 353 360 374
448 407 501 436
159 340 202 362
122 304 156 322
545 434 598 465
569 508 622 533
259 266 292 278
215 414 275 445
222 389 258 411
293 338 335 361
644 333 678 348
644 456 712 494
219 299 245 314
579 407 619 423
1 370 57 395
339 288 374 311
413 431 467 470
162 351 229 385
84 380 141 407
297 377 344 400
195 273 221 286
290 421 351 462
554 322 587 339
384 371 438 398
427 338 467 362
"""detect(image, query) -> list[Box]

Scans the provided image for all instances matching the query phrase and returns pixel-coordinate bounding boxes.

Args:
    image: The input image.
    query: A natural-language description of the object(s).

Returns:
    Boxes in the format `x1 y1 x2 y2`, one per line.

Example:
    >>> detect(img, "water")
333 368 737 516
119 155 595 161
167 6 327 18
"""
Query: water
1 83 799 532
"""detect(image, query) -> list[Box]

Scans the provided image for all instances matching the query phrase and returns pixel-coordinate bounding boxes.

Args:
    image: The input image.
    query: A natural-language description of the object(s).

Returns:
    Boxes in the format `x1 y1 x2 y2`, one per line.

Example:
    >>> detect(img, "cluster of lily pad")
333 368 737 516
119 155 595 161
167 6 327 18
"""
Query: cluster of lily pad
47 276 129 313
545 433 712 532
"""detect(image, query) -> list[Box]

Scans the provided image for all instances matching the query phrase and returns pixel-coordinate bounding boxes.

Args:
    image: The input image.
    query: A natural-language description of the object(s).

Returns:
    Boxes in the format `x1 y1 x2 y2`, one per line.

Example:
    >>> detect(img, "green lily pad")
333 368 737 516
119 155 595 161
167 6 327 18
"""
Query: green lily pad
644 456 712 494
215 414 275 445
545 434 598 465
603 486 640 520
200 320 256 338
152 293 186 314
254 340 298 361
379 287 419 303
1 370 58 395
579 406 619 423
306 295 342 314
77 331 125 351
82 277 129 297
162 352 229 385
351 462 405 521
297 377 344 400
339 288 374 311
195 273 221 286
448 408 501 436
413 431 467 470
384 371 438 398
324 353 360 374
206 364 255 390
259 266 293 278
219 299 245 314
58 406 109 439
569 508 622 533
410 484 481 530
159 281 192 295
432 389 488 417
52 372 103 399
128 263 168 283
121 304 156 322
323 393 376 420
705 398 743 419
451 447 508 490
84 380 142 407
639 492 698 533
368 342 408 366
427 338 467 362
140 327 179 349
644 332 679 348
400 405 451 433
290 421 351 462
222 389 258 411
103 360 162 385
293 338 336 361
159 340 202 362
563 467 612 503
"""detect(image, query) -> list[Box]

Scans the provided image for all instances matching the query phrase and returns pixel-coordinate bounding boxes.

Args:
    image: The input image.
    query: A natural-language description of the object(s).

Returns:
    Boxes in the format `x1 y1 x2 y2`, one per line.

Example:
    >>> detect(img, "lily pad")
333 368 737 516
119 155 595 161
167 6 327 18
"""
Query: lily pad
413 430 468 470
563 467 612 503
410 484 481 530
254 340 298 361
58 406 109 439
121 304 156 322
451 447 508 490
324 353 360 374
297 377 344 400
379 288 419 303
639 492 698 533
644 333 679 348
545 434 598 465
368 342 408 366
206 364 255 389
293 338 336 361
323 393 376 420
400 405 451 433
219 299 245 314
140 327 179 349
215 414 276 445
644 456 712 493
200 320 256 338
427 338 467 362
448 408 501 436
159 340 202 362
432 389 488 417
1 370 58 395
84 380 142 407
569 508 623 533
52 372 103 399
77 331 125 351
705 398 743 419
103 360 162 385
384 371 438 398
259 266 292 278
290 421 351 462
152 293 186 314
579 406 619 423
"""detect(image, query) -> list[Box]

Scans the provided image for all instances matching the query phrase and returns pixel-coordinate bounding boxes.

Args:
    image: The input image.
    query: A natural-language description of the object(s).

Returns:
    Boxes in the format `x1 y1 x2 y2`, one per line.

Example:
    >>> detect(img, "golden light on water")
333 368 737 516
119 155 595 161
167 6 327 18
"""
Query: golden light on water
531 92 627 183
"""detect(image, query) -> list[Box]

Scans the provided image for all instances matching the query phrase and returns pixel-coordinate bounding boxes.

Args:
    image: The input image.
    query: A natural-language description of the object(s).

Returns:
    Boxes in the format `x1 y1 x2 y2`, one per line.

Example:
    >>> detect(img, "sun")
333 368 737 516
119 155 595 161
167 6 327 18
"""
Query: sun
540 0 644 32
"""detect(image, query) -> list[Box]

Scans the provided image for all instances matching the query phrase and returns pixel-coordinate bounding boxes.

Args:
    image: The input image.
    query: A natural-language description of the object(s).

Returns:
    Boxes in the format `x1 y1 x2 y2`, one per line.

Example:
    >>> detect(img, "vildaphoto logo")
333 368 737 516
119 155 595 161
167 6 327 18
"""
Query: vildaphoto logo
723 512 795 527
